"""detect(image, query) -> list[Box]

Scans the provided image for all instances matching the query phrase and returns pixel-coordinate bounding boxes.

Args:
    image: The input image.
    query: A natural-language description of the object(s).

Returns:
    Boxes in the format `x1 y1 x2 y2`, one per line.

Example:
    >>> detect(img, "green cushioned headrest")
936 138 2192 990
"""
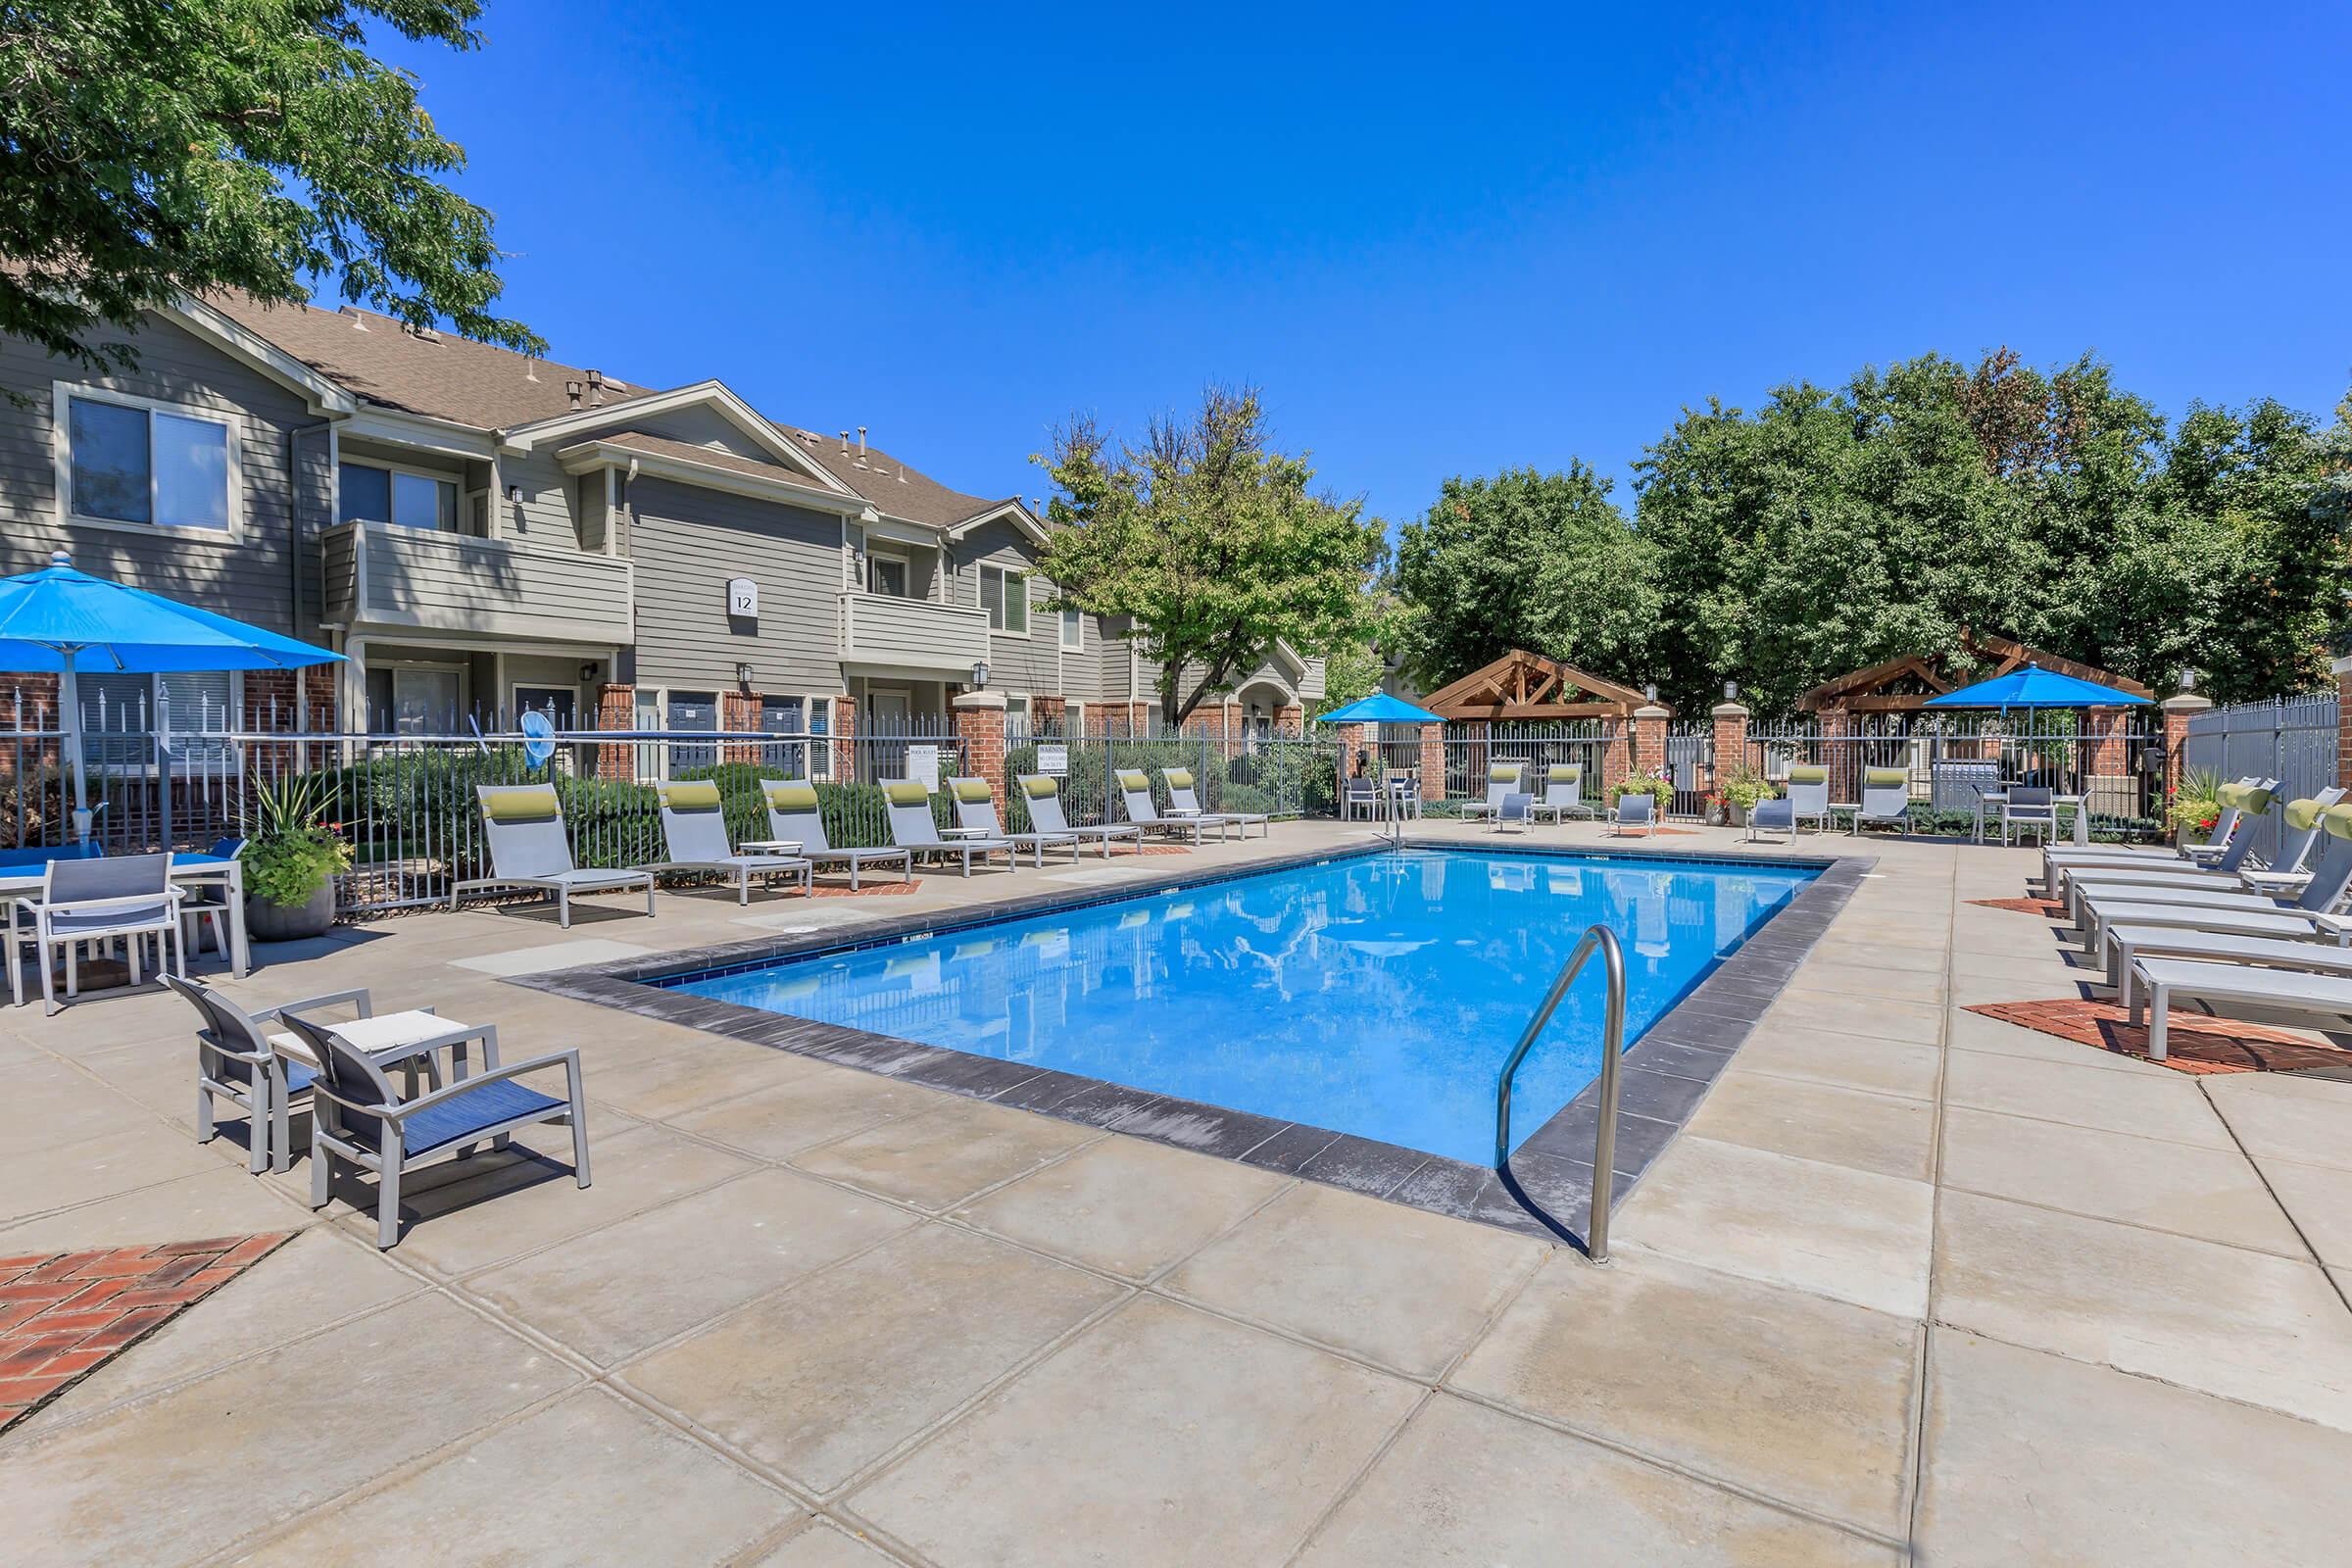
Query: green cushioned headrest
2241 786 2278 815
2325 805 2352 841
885 781 932 807
1548 764 1580 783
661 780 721 810
1020 775 1057 798
1864 767 1907 788
1116 770 1150 790
2216 783 2247 808
762 780 819 810
1489 763 1521 781
1788 765 1828 784
2286 798 2327 833
952 779 993 804
479 785 560 821
1164 768 1193 789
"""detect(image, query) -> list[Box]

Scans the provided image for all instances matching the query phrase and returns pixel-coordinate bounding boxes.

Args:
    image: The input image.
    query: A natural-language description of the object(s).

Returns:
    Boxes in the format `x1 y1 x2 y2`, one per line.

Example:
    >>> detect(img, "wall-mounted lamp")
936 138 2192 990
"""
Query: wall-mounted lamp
578 662 600 684
504 484 522 504
735 662 755 691
1724 680 1740 703
970 660 991 689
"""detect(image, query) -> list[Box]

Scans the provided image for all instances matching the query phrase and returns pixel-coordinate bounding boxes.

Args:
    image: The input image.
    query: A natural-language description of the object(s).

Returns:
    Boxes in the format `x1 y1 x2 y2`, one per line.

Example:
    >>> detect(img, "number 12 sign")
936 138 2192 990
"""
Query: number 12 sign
726 577 760 618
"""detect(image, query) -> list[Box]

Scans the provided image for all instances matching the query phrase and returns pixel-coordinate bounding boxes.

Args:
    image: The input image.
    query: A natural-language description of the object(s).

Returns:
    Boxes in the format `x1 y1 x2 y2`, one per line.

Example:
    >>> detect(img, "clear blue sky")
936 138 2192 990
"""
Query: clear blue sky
375 1 2349 534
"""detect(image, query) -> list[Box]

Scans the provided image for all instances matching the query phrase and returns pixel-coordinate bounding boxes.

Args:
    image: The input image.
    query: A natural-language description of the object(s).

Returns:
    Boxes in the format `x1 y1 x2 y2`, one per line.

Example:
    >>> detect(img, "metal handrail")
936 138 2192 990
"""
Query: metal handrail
1494 923 1628 1262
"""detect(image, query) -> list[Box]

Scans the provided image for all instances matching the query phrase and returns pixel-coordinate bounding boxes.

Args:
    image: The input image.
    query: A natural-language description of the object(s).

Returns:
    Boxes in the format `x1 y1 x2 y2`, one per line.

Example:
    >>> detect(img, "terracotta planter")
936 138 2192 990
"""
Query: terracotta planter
246 882 334 942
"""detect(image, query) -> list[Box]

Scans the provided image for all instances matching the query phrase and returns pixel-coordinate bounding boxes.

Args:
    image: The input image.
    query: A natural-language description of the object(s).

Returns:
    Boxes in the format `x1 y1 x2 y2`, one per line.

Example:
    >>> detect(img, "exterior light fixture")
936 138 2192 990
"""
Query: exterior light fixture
504 483 522 503
735 662 755 690
578 662 600 683
970 660 991 689
1724 680 1740 702
1643 682 1658 703
2180 667 2199 694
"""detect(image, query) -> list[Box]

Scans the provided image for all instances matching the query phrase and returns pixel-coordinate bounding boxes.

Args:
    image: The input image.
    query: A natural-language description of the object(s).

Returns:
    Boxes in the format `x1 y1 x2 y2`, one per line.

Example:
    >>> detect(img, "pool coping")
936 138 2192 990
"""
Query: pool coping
506 836 1872 1246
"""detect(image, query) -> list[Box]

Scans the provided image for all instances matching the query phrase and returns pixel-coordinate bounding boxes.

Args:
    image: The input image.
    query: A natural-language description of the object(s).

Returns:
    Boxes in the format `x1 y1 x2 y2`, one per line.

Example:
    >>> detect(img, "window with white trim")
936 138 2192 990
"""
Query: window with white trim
981 565 1029 633
63 389 233 532
79 670 238 769
1060 610 1083 650
339 461 458 530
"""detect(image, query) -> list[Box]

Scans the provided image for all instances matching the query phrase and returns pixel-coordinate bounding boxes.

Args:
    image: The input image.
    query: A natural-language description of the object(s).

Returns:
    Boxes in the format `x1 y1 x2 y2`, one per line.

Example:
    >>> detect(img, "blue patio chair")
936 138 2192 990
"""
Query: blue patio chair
166 975 379 1174
21 852 183 1013
1785 765 1832 834
280 1005 590 1250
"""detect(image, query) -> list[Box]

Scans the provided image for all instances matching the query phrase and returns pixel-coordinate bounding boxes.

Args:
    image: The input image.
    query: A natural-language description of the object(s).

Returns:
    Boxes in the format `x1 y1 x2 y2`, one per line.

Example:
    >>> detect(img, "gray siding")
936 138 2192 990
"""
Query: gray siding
0 313 327 640
950 517 1056 694
628 476 844 692
495 447 584 550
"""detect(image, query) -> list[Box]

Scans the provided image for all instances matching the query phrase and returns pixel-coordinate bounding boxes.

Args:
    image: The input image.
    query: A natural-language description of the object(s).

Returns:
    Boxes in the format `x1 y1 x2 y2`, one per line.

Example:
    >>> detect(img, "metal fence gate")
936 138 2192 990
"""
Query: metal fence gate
1664 722 1712 817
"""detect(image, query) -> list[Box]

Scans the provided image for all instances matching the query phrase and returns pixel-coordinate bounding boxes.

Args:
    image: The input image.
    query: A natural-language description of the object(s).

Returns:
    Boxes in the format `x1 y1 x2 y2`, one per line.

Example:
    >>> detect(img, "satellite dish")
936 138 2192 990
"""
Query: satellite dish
519 710 556 770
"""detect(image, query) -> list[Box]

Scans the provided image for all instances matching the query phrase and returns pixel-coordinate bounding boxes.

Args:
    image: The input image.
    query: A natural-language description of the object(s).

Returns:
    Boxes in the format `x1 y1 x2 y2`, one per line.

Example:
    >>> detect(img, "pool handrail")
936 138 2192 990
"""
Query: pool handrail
1494 922 1628 1262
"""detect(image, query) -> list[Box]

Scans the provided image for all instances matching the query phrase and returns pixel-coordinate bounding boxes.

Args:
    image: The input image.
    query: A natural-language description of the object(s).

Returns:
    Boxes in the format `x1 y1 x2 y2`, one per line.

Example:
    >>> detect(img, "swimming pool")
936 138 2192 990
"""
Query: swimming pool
658 847 1816 1165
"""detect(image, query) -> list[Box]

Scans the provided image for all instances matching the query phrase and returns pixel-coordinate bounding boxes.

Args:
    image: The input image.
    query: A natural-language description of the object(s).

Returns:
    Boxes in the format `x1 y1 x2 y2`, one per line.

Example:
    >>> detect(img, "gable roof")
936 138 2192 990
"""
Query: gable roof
1419 649 1663 719
1799 629 2152 711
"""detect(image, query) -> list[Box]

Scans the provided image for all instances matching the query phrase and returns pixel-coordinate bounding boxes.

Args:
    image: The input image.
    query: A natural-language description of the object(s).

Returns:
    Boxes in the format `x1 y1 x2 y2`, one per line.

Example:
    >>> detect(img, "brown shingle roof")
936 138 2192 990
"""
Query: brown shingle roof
575 431 836 491
774 426 1021 530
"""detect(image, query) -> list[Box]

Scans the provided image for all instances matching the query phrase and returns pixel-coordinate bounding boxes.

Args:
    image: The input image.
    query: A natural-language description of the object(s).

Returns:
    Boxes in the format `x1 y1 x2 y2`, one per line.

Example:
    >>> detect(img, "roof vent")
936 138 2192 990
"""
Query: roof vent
337 307 368 331
408 322 440 343
524 357 540 383
838 430 851 455
565 379 584 410
858 426 867 457
586 369 605 407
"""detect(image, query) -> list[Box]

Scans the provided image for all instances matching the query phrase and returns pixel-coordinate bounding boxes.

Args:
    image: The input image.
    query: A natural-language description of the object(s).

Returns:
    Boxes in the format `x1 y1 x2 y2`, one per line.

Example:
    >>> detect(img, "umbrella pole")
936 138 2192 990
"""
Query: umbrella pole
58 651 89 843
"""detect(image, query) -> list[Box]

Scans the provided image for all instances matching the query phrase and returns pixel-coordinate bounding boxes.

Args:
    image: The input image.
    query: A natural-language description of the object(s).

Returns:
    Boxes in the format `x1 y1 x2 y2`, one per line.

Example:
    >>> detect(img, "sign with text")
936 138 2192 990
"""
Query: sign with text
725 577 760 618
1038 744 1069 776
906 743 941 790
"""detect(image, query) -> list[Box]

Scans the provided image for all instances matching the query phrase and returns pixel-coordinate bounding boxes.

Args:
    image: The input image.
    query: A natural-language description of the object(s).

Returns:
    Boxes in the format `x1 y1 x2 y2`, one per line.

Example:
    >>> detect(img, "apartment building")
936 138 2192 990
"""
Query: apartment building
4 293 1321 753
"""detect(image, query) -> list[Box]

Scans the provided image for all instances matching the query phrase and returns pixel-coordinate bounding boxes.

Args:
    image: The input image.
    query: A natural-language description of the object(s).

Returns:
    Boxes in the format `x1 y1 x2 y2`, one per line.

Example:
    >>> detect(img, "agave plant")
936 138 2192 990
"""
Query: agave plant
243 773 351 907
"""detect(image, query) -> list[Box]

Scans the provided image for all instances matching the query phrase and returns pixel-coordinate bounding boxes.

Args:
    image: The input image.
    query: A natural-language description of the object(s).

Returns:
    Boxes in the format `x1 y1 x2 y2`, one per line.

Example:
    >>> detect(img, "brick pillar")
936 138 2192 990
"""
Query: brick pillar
2083 705 2129 778
2162 692 2212 800
954 690 1007 808
1819 709 1859 803
831 695 858 782
592 683 635 781
1632 704 1669 778
1337 723 1368 778
1418 722 1445 797
720 690 760 763
1711 700 1749 799
1600 718 1630 796
1276 704 1303 734
1031 696 1065 733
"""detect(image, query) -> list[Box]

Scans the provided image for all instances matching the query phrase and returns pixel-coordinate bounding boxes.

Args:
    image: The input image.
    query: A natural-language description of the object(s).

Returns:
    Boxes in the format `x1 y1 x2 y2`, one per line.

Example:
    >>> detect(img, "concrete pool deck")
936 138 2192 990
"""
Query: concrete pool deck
2 819 2350 1563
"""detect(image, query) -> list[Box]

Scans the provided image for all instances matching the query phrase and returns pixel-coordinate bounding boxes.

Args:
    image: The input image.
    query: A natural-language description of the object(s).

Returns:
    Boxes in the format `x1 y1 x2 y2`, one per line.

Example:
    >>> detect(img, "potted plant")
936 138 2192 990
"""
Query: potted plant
2165 766 2225 852
1610 771 1675 817
1714 763 1772 827
243 775 352 941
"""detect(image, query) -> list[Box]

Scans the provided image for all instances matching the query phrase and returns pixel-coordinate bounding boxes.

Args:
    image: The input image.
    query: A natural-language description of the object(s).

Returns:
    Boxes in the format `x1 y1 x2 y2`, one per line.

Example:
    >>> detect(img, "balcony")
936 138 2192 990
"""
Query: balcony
321 520 634 646
837 590 990 678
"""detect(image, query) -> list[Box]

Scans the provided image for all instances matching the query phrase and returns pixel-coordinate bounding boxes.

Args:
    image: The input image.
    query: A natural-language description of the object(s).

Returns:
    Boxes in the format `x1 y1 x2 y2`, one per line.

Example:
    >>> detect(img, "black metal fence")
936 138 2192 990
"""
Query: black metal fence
1746 711 2162 834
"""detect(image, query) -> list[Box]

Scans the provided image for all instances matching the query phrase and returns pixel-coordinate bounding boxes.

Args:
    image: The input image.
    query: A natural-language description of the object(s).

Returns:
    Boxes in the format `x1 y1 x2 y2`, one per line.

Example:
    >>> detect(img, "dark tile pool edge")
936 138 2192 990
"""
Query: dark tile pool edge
508 838 1872 1249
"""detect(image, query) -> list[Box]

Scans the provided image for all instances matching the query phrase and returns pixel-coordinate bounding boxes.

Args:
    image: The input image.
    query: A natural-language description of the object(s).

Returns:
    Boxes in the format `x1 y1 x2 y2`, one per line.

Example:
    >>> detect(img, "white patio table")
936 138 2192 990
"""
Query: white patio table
2 850 250 1004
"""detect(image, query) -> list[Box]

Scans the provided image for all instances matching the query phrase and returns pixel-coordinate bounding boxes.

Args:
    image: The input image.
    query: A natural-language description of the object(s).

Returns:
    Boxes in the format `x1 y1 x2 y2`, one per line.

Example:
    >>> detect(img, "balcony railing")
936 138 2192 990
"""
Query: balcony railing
321 520 634 645
837 590 990 676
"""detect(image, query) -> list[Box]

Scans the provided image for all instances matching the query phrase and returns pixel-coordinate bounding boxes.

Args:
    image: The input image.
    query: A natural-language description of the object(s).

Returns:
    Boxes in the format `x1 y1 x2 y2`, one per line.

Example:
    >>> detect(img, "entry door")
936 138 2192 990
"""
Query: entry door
868 690 910 782
514 686 576 730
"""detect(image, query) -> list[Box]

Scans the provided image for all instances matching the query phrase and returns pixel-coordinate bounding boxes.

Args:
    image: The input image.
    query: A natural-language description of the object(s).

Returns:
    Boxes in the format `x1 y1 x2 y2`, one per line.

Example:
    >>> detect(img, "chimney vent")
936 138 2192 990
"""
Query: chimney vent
838 430 851 455
586 369 605 407
337 307 368 330
857 427 867 457
565 379 584 410
524 357 539 383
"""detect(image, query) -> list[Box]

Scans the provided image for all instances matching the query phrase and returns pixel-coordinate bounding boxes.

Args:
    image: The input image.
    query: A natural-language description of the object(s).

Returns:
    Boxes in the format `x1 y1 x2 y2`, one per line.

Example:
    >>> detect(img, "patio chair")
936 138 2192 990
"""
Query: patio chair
1608 792 1656 838
948 777 1067 865
1853 768 1910 835
651 781 811 904
1163 767 1266 838
1116 770 1215 845
1785 766 1832 834
1385 770 1423 820
2000 785 2057 847
1017 774 1145 858
18 852 184 1014
166 975 380 1174
2108 927 2352 1012
2039 776 2272 886
1492 791 1535 834
2183 779 2281 865
885 780 1015 875
1746 793 1794 842
1461 764 1524 824
281 1006 589 1250
1531 764 1594 823
758 779 911 890
1340 775 1380 821
2079 806 2352 966
452 784 655 927
2129 956 2352 1063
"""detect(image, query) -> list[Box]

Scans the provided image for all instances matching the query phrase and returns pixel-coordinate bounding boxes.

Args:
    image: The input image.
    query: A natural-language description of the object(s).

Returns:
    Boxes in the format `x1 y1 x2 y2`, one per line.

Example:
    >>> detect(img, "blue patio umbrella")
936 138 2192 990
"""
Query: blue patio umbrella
1313 692 1444 725
0 551 342 834
1921 662 2150 710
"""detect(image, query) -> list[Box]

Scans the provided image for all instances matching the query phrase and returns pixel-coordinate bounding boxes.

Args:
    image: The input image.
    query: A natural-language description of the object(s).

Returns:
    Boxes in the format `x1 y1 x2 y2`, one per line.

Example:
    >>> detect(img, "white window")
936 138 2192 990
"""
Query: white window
60 387 235 533
982 565 1029 633
339 461 458 530
867 549 910 598
1060 610 1083 651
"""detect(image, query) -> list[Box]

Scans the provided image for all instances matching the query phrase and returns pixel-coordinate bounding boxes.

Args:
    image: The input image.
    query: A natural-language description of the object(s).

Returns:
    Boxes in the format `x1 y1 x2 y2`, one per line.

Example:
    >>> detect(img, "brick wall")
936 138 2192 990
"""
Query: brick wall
954 695 1007 807
831 696 857 782
1632 707 1668 778
593 683 635 780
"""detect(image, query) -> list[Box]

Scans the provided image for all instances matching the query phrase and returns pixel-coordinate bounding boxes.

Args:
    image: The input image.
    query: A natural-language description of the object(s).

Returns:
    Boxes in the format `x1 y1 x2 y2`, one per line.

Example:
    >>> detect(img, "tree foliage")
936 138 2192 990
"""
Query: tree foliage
1387 464 1657 693
1 0 539 373
1035 386 1385 728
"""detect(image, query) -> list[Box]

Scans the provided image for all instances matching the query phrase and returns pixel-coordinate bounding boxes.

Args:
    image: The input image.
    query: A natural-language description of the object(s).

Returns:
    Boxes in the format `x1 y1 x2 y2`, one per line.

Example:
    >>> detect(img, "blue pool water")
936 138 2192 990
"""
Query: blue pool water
662 848 1816 1164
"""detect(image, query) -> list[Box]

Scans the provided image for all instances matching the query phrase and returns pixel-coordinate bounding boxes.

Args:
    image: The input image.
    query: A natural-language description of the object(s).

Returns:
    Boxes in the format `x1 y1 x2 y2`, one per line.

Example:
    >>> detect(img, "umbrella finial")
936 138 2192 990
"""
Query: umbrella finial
47 549 69 568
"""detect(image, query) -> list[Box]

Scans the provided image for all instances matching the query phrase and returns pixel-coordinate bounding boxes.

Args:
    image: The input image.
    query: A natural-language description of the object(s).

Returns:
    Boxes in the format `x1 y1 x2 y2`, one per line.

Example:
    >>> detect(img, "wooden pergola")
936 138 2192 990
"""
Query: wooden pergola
1798 629 2150 714
1419 649 1665 721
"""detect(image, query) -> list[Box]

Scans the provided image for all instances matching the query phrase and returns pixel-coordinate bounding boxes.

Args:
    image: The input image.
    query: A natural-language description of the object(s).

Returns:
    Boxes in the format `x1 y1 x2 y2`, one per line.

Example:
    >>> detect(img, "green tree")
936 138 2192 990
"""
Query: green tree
1306 598 1391 719
1388 464 1657 692
1035 386 1385 728
2 0 539 375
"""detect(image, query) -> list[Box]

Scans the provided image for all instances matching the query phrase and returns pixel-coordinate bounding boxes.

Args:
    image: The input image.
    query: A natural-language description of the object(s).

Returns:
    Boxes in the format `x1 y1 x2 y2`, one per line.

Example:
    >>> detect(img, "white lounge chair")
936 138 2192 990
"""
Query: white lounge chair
1163 767 1266 838
2040 777 2276 888
885 780 1016 875
652 781 811 904
2057 790 2339 920
2082 807 2352 968
1460 764 1523 824
2129 956 2352 1062
452 784 655 927
2109 927 2352 1010
1531 764 1594 823
1853 767 1910 835
756 779 911 890
1785 766 1831 834
1017 774 1144 857
1116 769 1216 844
949 776 1071 865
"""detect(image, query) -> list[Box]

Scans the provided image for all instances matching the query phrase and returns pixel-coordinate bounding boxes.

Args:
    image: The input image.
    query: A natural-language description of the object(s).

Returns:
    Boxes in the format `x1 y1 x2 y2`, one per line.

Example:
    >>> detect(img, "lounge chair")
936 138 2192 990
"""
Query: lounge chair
2109 928 2352 1011
886 780 1016 875
1608 791 1655 838
1745 794 1794 842
2000 785 2057 847
2039 777 2273 886
1492 791 1534 834
1017 774 1145 858
652 781 811 905
2182 780 2282 866
2237 790 2349 894
281 1006 589 1250
1116 770 1216 845
756 779 911 890
167 976 378 1174
1461 764 1523 825
453 784 654 927
949 776 1070 865
2081 806 2352 967
2057 790 2338 921
18 852 184 1014
2128 956 2352 1062
1785 766 1831 834
1531 764 1594 823
1164 767 1267 838
1853 768 1911 835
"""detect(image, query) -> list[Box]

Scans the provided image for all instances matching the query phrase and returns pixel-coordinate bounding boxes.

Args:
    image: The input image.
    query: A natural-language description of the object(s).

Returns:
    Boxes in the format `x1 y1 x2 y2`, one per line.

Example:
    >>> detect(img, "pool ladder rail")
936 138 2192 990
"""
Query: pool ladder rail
1494 923 1628 1263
